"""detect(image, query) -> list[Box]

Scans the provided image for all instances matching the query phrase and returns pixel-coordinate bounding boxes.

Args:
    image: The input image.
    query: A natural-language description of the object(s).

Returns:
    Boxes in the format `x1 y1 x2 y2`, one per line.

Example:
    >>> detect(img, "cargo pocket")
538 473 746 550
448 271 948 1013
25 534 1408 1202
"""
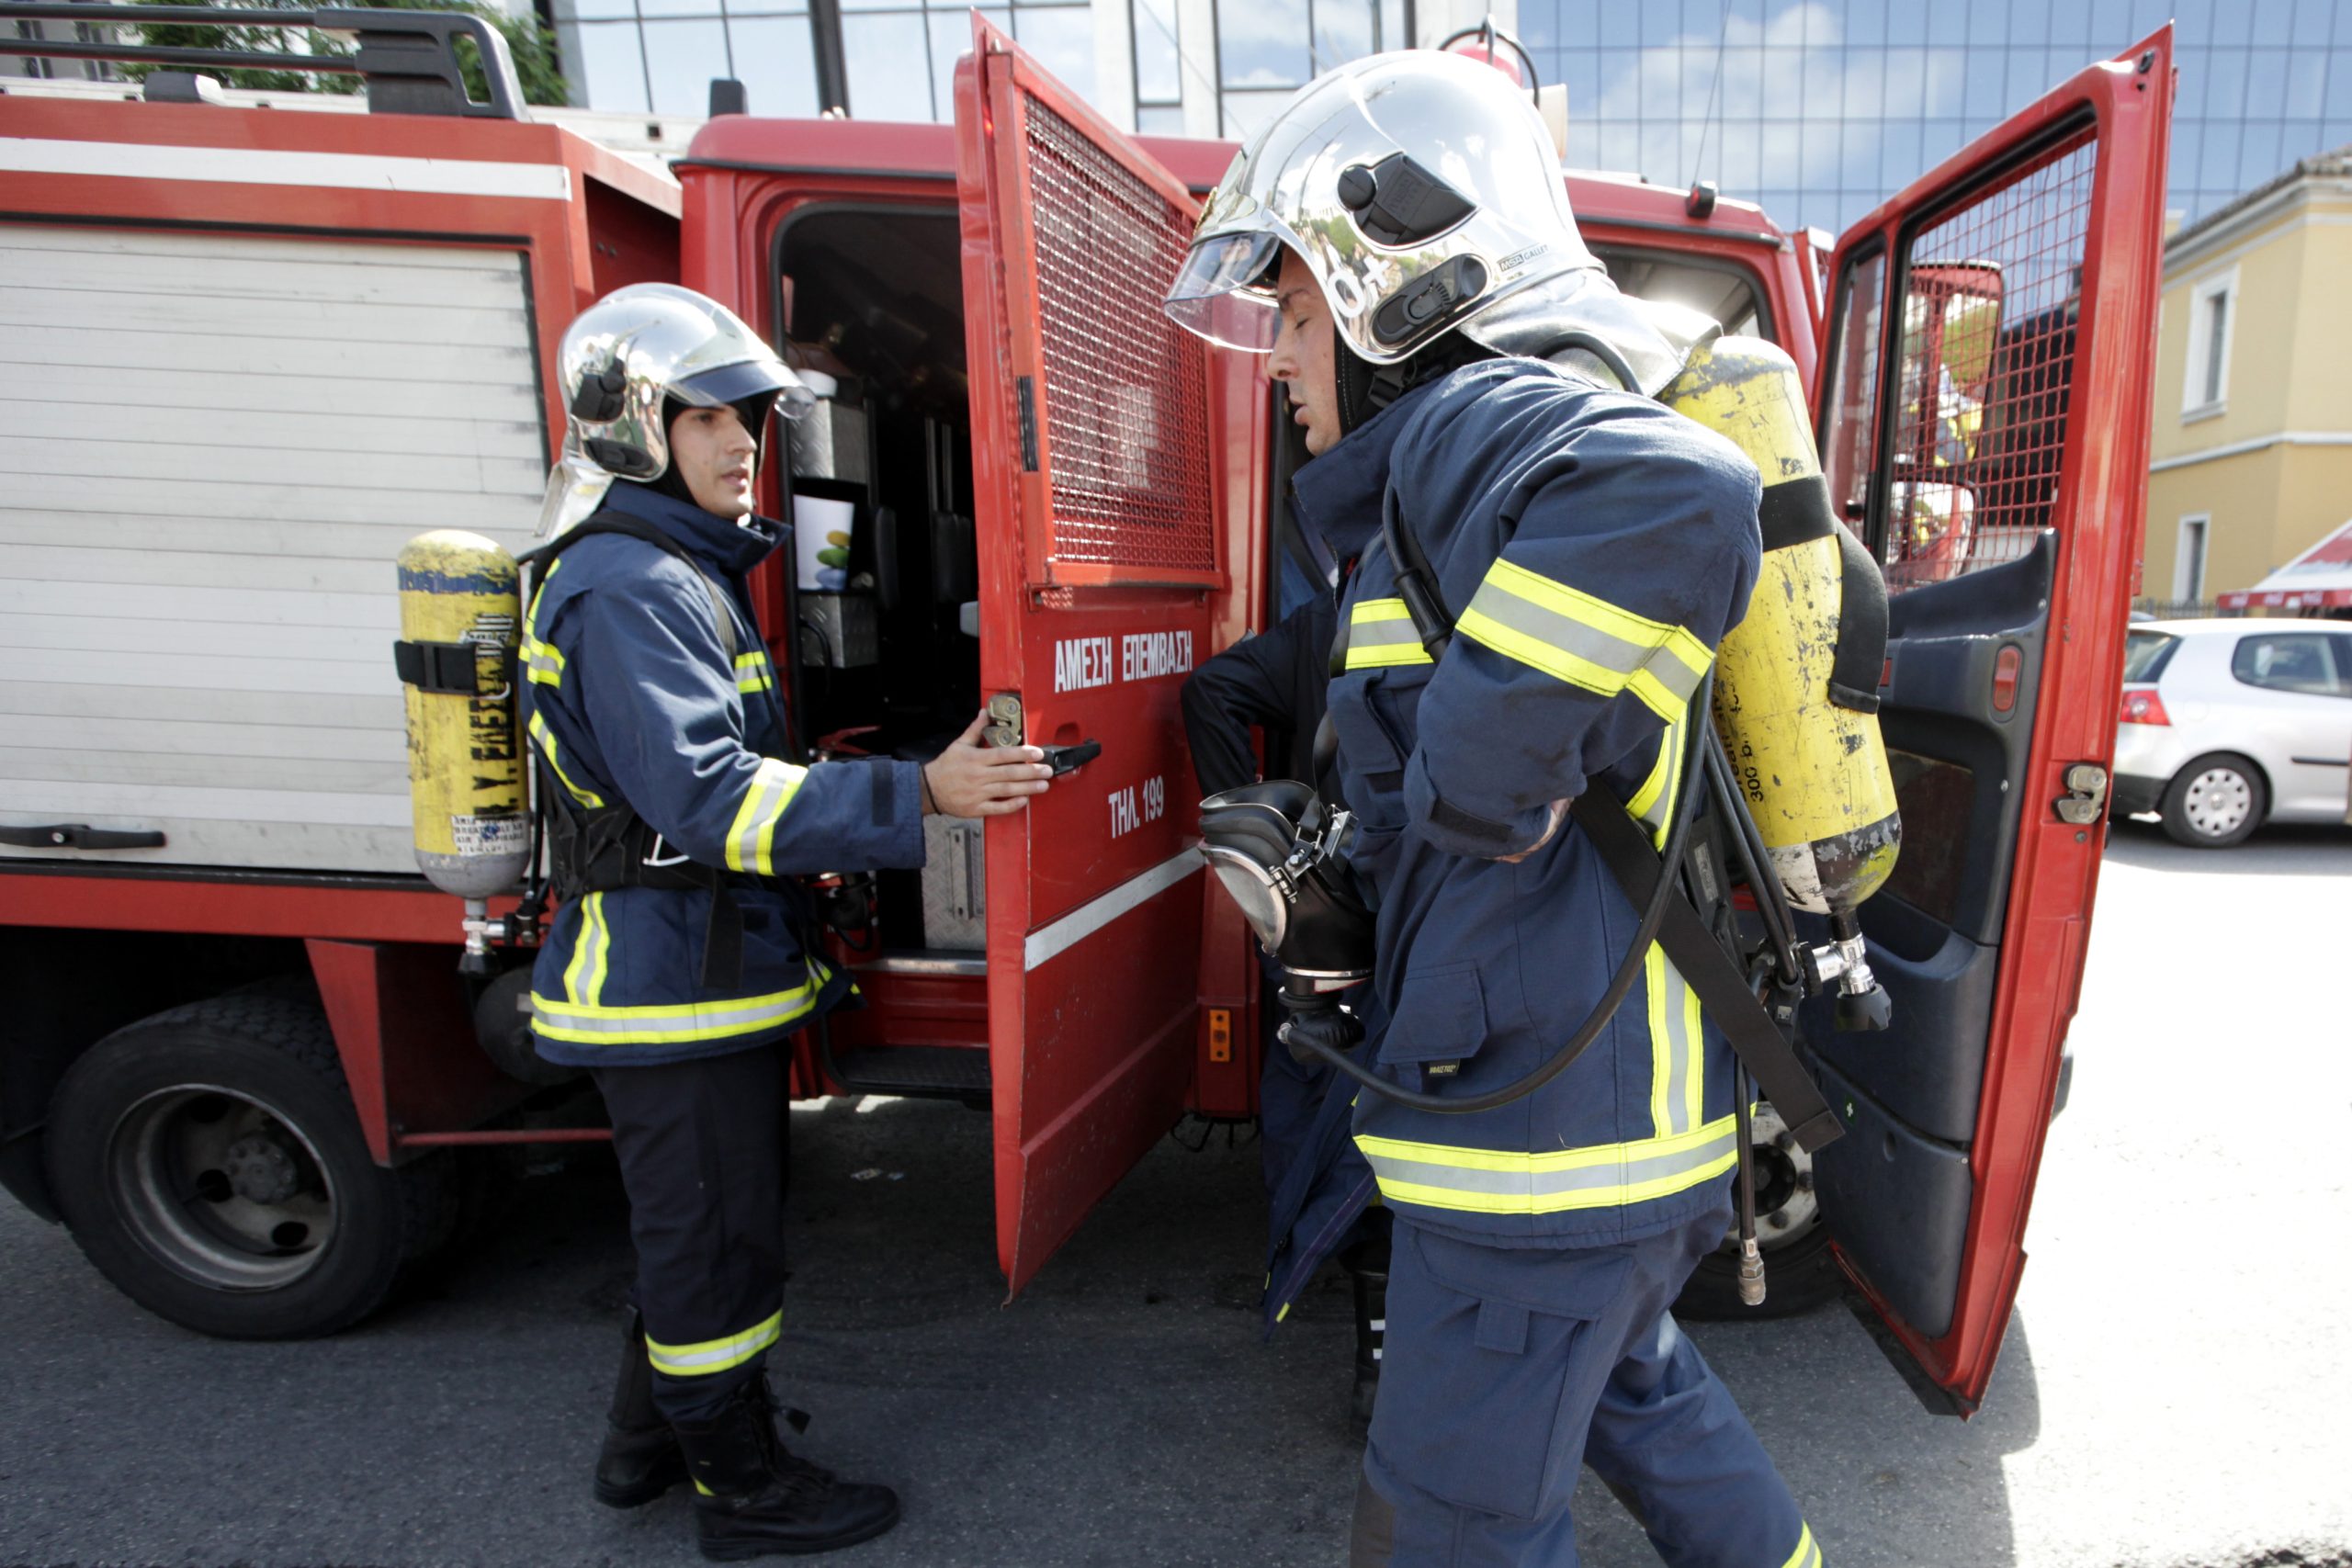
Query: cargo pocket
1368 1228 1634 1522
1377 964 1487 1068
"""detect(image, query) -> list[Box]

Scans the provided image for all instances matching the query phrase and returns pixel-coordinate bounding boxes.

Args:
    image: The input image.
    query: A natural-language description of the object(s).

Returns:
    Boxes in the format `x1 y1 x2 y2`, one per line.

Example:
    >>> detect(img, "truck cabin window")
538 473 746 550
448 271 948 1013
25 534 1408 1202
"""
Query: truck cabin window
1590 247 1767 342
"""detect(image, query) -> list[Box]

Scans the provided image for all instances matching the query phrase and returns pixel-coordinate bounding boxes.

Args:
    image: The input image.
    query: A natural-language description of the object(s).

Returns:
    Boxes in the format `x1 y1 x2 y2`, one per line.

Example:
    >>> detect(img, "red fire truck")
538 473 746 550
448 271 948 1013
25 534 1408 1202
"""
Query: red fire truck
0 6 2172 1417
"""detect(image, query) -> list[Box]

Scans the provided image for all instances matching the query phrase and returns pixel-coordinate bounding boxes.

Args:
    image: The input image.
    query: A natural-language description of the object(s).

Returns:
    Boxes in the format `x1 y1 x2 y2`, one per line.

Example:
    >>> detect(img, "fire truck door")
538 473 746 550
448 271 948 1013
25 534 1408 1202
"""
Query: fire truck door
1806 28 2173 1414
954 17 1227 1295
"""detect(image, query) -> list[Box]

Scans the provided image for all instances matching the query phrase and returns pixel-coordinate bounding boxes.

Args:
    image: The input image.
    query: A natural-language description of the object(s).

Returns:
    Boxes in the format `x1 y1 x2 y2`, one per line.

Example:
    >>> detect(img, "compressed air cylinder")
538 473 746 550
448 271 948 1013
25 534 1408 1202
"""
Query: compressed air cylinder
1659 338 1900 916
395 531 529 900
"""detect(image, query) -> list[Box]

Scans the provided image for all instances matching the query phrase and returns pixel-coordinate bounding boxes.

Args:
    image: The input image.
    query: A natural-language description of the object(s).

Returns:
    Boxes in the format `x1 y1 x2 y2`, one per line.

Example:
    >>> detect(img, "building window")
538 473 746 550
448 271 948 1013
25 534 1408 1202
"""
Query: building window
2175 513 2209 603
2182 266 2236 422
1212 0 1406 139
1130 0 1182 125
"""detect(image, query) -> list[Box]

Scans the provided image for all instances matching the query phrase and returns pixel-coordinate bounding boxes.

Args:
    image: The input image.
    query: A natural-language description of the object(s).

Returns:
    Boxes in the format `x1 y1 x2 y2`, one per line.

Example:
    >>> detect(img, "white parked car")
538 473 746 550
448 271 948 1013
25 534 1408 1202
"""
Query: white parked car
2112 618 2352 846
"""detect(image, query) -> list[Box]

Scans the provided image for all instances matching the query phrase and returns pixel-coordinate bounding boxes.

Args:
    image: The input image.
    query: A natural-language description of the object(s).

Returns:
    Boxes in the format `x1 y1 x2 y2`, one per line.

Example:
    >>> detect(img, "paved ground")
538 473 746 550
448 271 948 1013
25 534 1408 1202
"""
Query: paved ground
1 817 2347 1567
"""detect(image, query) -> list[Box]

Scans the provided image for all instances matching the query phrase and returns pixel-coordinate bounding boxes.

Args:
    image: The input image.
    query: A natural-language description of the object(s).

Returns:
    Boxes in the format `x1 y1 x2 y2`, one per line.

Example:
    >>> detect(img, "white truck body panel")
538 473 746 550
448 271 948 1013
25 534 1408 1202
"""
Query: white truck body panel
0 224 546 874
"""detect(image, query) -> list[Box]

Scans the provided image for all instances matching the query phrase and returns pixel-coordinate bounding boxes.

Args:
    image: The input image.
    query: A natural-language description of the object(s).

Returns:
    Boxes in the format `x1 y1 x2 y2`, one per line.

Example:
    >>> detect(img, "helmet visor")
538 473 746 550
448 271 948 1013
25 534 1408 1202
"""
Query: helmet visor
1162 230 1283 353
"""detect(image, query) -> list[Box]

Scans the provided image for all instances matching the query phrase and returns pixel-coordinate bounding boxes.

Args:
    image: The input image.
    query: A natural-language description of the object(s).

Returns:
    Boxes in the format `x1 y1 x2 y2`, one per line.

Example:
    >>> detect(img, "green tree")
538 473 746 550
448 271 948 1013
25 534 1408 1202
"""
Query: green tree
127 0 567 108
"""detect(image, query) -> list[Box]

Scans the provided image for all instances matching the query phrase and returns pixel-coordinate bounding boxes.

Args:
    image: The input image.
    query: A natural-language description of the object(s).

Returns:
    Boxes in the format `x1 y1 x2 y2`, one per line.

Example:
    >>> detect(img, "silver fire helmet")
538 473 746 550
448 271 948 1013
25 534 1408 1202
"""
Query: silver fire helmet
535 283 813 540
1163 50 1711 396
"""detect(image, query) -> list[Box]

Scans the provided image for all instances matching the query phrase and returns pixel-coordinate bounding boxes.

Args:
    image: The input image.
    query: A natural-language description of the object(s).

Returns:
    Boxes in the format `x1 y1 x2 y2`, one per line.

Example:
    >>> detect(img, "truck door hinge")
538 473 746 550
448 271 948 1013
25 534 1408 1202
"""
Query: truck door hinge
2054 762 2109 825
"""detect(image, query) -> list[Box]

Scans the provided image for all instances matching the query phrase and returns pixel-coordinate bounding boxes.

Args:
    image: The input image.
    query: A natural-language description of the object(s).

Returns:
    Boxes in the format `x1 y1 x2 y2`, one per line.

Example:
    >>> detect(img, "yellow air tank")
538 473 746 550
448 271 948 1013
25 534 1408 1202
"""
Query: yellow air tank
1659 338 1901 934
394 531 529 971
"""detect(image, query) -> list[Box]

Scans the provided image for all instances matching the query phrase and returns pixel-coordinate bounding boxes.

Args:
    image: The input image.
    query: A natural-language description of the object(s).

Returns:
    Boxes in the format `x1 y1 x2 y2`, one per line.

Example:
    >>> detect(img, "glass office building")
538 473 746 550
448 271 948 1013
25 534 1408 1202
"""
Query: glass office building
1518 0 2352 233
554 0 2350 232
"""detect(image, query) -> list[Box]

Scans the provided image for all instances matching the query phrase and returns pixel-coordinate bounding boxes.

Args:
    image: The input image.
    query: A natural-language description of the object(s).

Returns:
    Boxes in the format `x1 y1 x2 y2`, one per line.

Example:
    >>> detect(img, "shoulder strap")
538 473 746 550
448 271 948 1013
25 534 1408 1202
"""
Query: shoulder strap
521 516 740 663
1375 480 1842 1152
1571 793 1842 1152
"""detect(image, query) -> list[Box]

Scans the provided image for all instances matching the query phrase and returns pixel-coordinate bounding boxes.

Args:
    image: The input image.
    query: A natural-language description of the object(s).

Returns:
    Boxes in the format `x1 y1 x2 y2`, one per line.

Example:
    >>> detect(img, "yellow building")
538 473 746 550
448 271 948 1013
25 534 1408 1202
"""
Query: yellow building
2140 147 2352 609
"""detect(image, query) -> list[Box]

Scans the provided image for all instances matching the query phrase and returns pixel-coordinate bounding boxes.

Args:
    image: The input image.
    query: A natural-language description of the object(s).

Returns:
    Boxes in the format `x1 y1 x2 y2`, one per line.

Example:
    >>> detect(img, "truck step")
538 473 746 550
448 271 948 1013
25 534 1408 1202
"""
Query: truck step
825 1045 991 1104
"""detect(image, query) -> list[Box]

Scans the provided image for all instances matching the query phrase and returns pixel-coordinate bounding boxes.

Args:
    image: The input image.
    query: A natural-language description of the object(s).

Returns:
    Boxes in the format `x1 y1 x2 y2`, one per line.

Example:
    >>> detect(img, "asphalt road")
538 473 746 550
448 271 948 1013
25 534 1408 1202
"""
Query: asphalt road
2 818 2347 1568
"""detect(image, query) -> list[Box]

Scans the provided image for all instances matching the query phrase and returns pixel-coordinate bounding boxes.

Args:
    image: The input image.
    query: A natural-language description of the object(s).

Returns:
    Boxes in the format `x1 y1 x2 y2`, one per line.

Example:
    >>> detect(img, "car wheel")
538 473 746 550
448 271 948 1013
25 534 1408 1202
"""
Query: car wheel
44 992 450 1339
2159 752 2267 849
1675 1100 1839 1320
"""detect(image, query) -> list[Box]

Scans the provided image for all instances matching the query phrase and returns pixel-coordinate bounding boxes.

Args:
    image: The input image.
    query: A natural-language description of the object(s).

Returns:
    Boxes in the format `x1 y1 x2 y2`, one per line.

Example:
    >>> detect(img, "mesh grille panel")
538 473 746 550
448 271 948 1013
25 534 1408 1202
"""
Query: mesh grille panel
1882 130 2097 593
1020 91 1218 577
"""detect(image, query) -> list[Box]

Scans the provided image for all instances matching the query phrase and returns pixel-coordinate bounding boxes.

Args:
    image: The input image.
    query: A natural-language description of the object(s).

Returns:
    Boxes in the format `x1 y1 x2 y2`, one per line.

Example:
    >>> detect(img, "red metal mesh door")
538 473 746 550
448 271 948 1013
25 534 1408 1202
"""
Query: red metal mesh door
1011 90 1219 584
1877 130 2099 592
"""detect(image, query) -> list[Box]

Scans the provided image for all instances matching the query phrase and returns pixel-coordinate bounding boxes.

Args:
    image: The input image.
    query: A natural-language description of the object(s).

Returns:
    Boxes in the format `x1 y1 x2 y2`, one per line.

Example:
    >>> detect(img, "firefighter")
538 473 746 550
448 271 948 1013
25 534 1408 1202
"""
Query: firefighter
1182 567 1393 1419
1165 54 1825 1568
523 284 1051 1560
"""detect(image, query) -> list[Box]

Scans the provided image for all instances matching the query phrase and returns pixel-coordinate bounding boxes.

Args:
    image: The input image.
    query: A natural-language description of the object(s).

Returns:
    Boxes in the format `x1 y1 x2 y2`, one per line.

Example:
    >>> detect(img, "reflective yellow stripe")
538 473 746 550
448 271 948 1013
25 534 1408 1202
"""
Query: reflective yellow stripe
1356 1115 1738 1215
734 650 773 694
522 562 566 685
1779 1524 1820 1568
527 709 605 809
1642 941 1703 1140
645 1310 782 1378
723 757 808 876
1457 557 1711 724
531 964 828 1046
522 633 564 686
582 892 611 1007
561 890 598 1006
1624 716 1683 852
1344 597 1433 670
1646 943 1674 1136
1682 972 1705 1133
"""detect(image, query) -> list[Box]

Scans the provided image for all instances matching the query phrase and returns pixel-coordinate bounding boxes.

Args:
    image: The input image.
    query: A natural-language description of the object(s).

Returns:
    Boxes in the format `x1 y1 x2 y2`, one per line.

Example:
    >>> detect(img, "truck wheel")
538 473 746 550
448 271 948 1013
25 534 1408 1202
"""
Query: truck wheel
1675 1100 1839 1320
2159 752 2266 848
44 992 447 1339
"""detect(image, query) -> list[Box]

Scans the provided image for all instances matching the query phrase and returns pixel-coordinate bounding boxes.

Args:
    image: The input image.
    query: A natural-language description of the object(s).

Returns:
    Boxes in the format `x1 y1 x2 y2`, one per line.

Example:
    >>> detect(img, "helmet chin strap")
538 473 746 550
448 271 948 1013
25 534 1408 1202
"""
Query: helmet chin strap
1331 325 1499 437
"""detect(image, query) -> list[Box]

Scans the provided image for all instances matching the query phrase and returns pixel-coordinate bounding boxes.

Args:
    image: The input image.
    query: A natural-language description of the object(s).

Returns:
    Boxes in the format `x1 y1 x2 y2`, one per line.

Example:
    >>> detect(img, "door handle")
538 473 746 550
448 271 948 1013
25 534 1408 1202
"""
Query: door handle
0 822 168 851
1041 739 1102 776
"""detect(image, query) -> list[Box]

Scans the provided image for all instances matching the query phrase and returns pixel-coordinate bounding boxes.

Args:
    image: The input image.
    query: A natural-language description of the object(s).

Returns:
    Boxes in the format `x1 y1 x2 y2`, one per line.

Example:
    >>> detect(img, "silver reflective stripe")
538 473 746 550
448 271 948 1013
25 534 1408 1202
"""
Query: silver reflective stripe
521 638 563 683
727 758 803 874
1348 620 1426 654
1661 954 1695 1135
1361 1122 1737 1202
1464 578 1705 704
1637 719 1682 842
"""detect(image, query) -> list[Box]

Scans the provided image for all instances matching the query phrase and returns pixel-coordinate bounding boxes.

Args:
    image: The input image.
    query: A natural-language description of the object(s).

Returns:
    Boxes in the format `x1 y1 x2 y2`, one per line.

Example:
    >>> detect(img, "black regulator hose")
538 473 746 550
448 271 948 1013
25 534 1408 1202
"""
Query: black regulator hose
1702 726 1803 987
1289 671 1715 1115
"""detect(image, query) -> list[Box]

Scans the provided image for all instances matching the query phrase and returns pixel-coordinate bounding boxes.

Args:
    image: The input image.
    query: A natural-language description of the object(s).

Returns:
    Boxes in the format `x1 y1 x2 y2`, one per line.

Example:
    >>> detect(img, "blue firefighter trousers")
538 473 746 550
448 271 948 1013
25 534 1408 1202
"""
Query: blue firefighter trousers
1353 1201 1817 1568
594 1043 789 1426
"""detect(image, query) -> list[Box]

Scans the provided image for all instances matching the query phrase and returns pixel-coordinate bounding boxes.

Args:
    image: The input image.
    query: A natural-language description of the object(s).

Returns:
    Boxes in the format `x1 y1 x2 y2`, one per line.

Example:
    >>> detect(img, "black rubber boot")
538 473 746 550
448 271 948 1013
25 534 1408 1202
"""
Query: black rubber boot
594 1312 688 1508
1350 1266 1388 1426
673 1380 900 1560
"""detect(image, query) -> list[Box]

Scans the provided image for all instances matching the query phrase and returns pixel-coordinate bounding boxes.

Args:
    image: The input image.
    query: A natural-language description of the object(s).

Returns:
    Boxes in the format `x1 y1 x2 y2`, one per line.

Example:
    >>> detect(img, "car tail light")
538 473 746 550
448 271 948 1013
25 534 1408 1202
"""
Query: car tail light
2119 687 2170 726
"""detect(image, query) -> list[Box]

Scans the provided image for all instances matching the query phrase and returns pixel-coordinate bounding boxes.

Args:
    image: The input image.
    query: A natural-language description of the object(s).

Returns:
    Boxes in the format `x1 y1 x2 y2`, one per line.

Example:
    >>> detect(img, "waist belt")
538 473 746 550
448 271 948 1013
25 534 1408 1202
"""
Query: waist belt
540 783 758 992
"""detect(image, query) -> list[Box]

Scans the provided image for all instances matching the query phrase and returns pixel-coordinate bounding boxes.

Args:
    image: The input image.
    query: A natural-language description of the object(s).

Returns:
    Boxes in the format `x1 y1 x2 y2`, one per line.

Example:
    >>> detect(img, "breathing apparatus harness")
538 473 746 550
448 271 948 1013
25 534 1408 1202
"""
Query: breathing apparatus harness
1200 474 1850 1300
513 513 777 991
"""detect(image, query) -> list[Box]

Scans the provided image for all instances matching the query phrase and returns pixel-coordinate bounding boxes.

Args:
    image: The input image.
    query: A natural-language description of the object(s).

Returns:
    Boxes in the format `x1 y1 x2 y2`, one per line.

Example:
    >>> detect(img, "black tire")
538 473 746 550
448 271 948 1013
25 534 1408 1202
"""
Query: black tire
2159 751 2267 848
1675 1101 1840 1320
44 992 448 1339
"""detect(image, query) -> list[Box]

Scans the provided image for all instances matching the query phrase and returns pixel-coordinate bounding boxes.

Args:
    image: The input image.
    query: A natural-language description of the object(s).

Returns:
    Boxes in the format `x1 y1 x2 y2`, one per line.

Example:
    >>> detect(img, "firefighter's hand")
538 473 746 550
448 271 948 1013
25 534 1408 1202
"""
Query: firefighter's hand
1495 798 1572 863
922 711 1054 818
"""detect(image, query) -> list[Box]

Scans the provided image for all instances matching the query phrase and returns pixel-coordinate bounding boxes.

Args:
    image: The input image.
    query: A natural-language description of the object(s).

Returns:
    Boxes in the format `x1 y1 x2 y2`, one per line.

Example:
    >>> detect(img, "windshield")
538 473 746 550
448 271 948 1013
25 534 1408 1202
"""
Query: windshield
2122 629 2178 682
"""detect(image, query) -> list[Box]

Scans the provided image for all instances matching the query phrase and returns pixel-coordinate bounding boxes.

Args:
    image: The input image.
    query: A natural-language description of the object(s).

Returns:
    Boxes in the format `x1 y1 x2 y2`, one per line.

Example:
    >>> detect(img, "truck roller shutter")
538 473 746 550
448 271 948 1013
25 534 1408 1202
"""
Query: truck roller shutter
0 224 546 874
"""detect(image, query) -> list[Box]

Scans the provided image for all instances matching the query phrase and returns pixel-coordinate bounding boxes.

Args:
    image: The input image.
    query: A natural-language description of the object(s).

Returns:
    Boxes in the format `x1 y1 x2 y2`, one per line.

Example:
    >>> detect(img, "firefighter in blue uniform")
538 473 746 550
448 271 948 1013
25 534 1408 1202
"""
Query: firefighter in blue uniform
524 285 1052 1561
1182 589 1393 1418
1166 55 1824 1568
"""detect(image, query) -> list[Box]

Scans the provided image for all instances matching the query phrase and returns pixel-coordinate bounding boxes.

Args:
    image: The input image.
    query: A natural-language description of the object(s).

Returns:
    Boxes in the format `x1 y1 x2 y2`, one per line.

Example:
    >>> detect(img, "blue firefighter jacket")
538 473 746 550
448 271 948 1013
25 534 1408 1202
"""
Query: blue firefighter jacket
520 484 927 1067
1297 356 1763 1248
